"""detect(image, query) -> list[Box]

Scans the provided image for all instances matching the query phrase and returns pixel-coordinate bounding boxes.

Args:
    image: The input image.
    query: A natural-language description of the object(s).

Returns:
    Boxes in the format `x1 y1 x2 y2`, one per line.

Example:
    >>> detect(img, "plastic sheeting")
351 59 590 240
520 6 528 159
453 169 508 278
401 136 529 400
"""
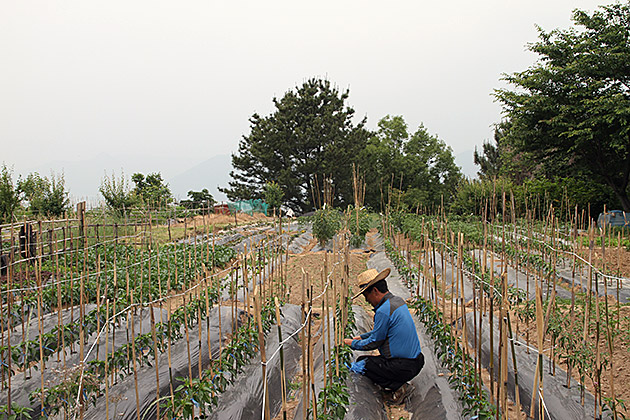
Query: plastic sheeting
470 249 572 301
289 313 334 420
209 305 303 420
2 303 96 344
2 305 168 419
289 305 389 420
465 312 610 420
345 306 389 420
367 248 464 419
80 305 246 420
287 229 313 254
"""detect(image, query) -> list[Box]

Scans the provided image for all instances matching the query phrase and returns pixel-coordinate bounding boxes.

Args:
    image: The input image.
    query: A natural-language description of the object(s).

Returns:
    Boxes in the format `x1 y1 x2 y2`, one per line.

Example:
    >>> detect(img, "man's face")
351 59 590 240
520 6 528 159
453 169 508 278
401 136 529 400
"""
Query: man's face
363 288 379 307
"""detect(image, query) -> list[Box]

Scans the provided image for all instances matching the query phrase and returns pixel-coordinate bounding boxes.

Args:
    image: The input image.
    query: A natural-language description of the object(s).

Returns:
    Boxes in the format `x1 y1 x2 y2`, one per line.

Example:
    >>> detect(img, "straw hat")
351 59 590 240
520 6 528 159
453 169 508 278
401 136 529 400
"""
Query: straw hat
351 268 391 299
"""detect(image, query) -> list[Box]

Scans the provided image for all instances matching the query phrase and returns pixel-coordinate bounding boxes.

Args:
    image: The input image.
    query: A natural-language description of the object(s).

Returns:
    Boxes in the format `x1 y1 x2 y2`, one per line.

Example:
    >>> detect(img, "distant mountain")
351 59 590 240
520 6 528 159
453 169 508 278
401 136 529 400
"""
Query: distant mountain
167 154 232 203
455 149 478 179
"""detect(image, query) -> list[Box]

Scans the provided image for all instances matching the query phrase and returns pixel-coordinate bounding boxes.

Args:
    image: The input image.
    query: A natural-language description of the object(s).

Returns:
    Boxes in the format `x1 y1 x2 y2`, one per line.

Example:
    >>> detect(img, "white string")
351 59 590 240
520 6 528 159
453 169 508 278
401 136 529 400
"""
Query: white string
259 257 344 420
71 228 293 418
538 388 550 419
263 260 341 366
487 221 628 283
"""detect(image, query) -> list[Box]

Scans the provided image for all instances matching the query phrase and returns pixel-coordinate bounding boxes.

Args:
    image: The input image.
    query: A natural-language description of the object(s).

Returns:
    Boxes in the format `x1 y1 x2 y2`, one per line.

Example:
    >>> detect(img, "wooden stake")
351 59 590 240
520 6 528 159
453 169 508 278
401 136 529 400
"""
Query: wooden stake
253 286 270 420
130 294 141 420
275 297 287 420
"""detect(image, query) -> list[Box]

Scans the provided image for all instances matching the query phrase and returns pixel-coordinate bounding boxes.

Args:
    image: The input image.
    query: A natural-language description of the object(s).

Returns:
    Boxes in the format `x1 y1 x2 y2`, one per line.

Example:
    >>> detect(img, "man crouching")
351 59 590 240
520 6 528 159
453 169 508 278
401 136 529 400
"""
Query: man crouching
343 268 424 404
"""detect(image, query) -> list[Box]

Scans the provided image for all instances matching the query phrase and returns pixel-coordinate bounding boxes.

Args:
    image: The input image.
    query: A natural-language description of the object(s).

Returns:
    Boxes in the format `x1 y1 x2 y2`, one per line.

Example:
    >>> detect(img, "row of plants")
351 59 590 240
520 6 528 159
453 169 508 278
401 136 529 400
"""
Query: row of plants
161 299 276 418
0 242 236 330
27 229 286 418
29 286 219 417
0 229 282 383
399 214 560 291
387 214 629 419
382 234 497 418
0 303 107 379
315 302 355 419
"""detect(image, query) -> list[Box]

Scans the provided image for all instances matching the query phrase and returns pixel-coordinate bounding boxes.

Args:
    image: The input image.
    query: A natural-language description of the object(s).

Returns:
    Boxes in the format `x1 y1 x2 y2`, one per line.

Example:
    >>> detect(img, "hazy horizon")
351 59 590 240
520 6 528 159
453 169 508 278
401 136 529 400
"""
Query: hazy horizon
1 0 608 203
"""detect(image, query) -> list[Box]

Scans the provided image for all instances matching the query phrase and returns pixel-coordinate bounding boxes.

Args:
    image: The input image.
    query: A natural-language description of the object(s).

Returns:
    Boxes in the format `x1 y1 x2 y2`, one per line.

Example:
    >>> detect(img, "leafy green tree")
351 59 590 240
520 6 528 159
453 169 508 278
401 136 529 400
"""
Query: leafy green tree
263 181 284 216
40 173 69 216
474 126 503 180
360 115 463 211
20 172 48 205
0 164 22 223
495 3 630 210
180 189 215 210
20 172 69 217
131 172 172 208
222 78 370 213
99 171 136 216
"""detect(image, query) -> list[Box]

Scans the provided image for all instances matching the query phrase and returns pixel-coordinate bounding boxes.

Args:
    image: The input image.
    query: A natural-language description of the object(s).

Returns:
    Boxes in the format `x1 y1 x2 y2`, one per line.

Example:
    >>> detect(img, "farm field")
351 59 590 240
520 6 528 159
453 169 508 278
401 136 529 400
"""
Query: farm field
0 204 628 420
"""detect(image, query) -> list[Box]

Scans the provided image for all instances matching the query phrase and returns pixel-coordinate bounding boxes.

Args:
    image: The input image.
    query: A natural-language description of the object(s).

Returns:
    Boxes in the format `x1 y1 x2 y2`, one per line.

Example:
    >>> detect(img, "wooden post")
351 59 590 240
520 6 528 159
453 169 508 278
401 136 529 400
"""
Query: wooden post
275 297 287 420
130 294 141 420
253 286 270 420
105 299 110 419
531 285 544 420
149 303 161 420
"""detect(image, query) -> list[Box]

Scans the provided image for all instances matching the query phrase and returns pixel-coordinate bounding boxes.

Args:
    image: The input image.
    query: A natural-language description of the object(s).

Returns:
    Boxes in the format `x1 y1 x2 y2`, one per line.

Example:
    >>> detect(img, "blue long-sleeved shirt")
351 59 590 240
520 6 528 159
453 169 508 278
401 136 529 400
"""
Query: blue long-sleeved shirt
351 292 421 359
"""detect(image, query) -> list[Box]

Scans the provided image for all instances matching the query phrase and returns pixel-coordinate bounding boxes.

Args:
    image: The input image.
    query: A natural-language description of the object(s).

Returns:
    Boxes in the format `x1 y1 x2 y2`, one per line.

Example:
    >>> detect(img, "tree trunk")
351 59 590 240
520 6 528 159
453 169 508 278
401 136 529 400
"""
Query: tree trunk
608 182 630 212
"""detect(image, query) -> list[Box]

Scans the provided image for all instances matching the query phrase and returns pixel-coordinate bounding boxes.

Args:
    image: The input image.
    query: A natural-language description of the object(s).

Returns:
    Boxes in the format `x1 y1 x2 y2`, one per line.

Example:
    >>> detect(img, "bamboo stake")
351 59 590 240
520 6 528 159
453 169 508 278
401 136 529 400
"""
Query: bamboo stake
253 286 270 420
36 256 45 414
167 299 175 409
150 302 161 420
506 311 522 420
594 271 602 419
603 277 618 420
216 266 222 354
198 286 203 380
301 271 308 420
275 297 287 420
130 294 141 420
309 283 317 420
530 285 544 420
204 276 212 366
183 294 193 385
498 272 508 419
489 252 495 401
617 232 621 329
105 299 110 420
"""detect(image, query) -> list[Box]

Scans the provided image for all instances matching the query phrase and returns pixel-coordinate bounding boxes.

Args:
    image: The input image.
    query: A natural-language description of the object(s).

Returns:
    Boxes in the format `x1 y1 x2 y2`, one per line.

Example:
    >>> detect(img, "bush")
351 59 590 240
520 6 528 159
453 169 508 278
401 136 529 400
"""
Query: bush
450 176 620 221
312 206 342 246
0 165 22 223
99 171 136 217
346 206 371 247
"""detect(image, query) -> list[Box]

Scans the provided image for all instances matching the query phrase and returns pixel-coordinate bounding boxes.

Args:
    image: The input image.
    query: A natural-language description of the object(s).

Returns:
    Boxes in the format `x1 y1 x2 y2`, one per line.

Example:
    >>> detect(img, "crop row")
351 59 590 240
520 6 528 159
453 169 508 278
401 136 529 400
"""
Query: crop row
383 235 497 418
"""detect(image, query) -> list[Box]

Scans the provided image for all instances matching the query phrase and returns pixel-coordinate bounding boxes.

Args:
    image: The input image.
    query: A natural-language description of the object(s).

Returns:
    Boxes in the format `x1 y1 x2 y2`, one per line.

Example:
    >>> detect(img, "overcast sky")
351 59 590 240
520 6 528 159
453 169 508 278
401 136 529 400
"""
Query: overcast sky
1 0 609 181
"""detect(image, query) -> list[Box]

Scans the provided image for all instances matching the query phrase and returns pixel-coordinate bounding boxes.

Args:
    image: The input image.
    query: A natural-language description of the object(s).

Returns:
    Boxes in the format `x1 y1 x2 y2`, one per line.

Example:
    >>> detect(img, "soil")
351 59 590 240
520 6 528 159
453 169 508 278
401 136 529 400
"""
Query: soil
581 246 630 278
436 273 630 418
514 299 630 416
280 248 370 306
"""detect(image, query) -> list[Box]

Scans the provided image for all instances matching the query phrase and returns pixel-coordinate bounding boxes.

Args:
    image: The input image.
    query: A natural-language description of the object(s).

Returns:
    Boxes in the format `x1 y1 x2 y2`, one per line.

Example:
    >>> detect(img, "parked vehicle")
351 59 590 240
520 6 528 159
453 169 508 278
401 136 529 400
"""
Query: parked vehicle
597 210 630 227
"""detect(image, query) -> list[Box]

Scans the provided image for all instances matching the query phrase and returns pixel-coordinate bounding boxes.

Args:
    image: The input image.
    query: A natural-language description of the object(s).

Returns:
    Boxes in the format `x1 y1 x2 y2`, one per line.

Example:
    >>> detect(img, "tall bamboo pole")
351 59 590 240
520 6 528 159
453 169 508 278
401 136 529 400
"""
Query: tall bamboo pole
254 286 270 420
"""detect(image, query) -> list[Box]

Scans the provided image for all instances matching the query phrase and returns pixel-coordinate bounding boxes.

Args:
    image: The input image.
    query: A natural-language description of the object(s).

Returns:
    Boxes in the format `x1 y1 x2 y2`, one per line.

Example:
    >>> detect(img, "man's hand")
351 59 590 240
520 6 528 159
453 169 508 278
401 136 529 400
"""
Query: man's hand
343 336 361 346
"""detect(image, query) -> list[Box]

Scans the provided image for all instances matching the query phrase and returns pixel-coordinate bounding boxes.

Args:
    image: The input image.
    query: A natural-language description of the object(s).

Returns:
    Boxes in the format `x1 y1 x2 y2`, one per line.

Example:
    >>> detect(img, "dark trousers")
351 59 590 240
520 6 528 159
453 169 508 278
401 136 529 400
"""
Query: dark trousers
357 353 424 391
